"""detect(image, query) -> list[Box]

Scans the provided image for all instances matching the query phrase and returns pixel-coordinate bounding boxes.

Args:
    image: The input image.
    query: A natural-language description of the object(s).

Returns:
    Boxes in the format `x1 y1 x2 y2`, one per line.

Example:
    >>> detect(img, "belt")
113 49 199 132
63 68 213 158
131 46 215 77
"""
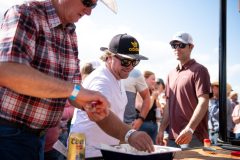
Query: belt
0 118 46 137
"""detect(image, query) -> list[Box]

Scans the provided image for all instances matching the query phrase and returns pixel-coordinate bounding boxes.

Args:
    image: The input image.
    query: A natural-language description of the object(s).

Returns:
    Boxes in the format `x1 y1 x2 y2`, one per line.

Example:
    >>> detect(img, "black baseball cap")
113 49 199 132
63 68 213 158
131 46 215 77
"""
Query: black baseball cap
100 33 148 60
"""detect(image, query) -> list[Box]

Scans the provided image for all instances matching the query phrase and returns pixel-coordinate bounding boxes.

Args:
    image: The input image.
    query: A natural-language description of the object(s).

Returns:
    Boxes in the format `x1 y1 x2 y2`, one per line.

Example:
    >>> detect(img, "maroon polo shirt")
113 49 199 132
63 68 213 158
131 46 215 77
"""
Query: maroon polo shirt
166 59 211 142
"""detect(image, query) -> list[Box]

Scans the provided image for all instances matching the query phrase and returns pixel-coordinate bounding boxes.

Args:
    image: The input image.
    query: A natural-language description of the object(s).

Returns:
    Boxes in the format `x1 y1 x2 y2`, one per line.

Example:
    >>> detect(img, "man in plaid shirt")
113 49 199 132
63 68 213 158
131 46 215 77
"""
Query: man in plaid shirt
0 0 154 159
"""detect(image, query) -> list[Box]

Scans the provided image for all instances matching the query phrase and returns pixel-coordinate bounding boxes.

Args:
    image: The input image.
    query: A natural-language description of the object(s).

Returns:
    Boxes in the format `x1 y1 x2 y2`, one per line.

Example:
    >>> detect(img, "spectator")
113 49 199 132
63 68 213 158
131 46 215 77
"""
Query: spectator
123 68 151 130
229 90 239 109
70 33 153 158
232 104 240 139
137 70 159 144
156 32 211 149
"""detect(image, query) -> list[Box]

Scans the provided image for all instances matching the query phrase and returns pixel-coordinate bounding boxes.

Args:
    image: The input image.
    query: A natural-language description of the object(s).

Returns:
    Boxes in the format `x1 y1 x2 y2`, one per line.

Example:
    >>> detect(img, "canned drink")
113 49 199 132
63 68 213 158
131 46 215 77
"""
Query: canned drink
67 133 86 160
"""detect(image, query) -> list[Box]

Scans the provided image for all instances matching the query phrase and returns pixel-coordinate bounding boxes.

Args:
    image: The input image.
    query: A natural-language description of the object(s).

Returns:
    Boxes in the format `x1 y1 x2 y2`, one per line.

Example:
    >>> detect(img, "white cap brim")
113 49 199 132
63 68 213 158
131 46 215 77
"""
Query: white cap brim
100 0 118 14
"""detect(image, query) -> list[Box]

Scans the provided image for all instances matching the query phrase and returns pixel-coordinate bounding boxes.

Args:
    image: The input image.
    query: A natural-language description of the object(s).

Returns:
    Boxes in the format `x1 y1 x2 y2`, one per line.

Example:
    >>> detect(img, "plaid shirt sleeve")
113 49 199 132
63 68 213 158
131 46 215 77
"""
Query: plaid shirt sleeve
0 5 37 64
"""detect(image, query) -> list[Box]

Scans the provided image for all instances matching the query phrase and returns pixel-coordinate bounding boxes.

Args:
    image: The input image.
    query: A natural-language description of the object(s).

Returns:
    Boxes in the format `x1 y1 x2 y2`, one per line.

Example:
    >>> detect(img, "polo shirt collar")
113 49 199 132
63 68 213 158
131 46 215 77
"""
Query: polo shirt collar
176 59 196 71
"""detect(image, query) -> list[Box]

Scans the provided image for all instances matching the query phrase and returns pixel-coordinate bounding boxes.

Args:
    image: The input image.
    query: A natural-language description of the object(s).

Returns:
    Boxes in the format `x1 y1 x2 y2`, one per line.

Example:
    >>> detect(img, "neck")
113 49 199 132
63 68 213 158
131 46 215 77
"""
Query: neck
105 63 120 80
51 0 67 25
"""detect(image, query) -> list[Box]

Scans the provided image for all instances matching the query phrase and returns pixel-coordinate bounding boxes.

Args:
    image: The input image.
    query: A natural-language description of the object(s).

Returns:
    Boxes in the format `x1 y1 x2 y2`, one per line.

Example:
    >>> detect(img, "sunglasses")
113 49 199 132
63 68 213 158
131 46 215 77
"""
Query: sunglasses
114 55 140 67
170 43 188 49
82 0 97 9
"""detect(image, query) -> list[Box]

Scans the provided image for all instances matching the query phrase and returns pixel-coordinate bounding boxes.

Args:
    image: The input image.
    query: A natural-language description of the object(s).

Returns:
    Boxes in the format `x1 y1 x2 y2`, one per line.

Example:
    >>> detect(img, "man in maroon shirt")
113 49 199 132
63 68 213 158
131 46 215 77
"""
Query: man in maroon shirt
156 32 211 149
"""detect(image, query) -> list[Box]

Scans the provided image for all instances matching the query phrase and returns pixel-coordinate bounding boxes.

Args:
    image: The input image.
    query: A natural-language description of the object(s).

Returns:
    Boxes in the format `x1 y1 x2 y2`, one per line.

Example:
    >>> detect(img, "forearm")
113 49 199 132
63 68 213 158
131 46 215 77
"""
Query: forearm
159 104 169 132
96 111 130 142
233 116 240 124
139 98 151 118
0 62 74 98
186 95 209 130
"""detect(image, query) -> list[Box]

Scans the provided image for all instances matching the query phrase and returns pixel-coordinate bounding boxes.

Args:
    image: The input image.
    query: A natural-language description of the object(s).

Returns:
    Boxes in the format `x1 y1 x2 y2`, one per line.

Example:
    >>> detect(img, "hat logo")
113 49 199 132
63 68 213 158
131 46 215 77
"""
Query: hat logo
129 41 139 53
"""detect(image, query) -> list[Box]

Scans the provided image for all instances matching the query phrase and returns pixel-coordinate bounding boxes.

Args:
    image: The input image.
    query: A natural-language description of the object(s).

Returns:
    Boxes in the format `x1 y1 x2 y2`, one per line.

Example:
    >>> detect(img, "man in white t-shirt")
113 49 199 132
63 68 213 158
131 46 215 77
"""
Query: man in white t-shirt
123 69 151 130
70 33 153 158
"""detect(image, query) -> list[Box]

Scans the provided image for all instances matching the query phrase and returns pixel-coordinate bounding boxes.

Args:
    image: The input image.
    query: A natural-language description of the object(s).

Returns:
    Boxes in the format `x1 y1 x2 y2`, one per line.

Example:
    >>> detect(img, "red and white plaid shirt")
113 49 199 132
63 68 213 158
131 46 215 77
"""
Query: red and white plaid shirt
0 0 81 129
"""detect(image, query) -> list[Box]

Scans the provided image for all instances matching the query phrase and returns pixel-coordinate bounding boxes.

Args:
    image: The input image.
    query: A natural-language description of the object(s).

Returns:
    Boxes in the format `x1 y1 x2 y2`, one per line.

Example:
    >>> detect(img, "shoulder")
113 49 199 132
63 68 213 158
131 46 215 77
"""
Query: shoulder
8 1 46 17
190 60 208 72
129 69 142 78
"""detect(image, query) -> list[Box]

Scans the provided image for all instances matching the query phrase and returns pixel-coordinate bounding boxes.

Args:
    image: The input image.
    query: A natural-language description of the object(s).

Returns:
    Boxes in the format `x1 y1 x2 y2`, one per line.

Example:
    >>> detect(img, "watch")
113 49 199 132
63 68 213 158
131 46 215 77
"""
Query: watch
136 114 145 121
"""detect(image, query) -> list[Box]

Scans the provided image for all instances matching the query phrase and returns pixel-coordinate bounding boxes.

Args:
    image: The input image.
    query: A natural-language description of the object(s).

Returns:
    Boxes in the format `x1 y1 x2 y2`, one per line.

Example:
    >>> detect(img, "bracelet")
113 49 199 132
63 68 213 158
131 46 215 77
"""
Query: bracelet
187 127 194 134
124 129 136 143
136 114 145 121
69 84 81 101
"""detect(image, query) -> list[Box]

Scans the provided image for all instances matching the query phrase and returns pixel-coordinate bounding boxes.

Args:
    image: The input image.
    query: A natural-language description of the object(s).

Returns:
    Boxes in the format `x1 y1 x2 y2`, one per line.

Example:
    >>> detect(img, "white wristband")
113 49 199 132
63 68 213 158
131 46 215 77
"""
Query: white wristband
187 127 194 134
69 84 81 101
124 129 136 143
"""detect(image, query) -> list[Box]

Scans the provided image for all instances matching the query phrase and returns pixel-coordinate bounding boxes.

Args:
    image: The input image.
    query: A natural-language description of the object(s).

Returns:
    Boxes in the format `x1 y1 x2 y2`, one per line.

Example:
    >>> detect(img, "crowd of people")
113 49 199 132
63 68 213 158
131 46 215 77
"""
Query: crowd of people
0 1 239 160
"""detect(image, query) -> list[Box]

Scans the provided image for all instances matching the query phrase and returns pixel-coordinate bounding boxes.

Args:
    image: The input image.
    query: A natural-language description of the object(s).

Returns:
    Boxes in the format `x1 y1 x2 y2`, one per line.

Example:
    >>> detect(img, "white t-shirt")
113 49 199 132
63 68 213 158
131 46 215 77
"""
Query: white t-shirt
70 65 127 158
122 69 148 124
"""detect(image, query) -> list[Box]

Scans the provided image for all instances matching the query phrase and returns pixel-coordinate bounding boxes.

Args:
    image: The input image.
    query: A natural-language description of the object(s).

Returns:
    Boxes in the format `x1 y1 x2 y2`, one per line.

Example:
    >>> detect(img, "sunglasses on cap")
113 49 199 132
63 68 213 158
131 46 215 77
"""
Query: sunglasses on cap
170 43 188 49
82 0 97 9
114 55 140 67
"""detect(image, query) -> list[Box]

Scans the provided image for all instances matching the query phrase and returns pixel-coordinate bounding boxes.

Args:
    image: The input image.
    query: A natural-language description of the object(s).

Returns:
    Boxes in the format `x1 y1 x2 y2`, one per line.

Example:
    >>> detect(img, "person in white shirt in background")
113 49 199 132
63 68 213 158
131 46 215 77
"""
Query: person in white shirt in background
123 69 151 130
70 33 153 158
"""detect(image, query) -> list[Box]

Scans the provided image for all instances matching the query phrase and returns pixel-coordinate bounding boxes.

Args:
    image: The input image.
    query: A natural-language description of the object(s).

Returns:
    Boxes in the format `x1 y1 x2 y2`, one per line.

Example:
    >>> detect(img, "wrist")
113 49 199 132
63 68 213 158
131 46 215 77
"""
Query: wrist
69 84 81 101
186 127 194 134
136 114 145 122
124 129 136 143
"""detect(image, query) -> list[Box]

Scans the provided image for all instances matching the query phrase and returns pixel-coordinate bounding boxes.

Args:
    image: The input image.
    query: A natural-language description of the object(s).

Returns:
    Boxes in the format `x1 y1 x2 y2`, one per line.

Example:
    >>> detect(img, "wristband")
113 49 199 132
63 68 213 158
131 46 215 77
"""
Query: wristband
69 84 81 101
187 127 194 134
136 114 145 121
124 129 136 143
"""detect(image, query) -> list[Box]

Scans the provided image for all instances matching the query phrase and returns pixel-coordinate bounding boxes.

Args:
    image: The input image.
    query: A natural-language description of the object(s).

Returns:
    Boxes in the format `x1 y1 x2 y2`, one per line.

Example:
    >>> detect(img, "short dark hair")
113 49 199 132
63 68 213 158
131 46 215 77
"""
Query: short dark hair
156 78 165 89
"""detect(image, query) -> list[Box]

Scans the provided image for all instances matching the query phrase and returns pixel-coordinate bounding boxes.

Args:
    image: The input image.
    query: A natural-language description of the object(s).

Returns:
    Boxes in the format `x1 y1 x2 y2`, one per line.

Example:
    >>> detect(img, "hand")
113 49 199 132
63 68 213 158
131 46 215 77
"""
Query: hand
152 90 159 99
74 88 110 121
131 119 143 130
175 128 193 145
156 130 165 146
128 131 154 153
86 108 109 122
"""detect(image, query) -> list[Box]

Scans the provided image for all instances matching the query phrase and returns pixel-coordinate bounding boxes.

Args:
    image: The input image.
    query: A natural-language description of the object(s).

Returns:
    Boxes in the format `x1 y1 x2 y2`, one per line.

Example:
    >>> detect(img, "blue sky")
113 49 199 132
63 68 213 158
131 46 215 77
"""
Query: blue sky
1 0 240 95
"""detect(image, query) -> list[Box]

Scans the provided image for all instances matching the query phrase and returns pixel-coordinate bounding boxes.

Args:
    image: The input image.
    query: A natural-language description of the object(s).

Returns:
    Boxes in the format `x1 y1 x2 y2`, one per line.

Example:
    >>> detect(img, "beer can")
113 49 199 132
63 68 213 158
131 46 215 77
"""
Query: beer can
67 133 85 160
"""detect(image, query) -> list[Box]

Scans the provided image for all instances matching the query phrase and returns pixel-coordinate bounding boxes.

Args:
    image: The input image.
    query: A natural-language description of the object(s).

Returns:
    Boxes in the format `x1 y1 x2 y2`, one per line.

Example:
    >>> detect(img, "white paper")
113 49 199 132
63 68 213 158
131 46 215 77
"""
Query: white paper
53 140 68 157
100 0 118 14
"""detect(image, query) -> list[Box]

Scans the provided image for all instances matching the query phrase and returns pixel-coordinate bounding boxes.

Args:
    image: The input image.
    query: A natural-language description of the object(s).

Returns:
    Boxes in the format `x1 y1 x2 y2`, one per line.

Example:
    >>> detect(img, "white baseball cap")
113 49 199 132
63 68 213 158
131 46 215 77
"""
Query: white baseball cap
100 0 118 14
170 32 194 45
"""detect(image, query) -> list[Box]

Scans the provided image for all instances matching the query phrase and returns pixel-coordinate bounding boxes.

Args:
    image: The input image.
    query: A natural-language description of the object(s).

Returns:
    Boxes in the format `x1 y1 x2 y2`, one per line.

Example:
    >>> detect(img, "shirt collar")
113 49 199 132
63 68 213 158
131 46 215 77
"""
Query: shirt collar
176 59 196 71
44 0 76 32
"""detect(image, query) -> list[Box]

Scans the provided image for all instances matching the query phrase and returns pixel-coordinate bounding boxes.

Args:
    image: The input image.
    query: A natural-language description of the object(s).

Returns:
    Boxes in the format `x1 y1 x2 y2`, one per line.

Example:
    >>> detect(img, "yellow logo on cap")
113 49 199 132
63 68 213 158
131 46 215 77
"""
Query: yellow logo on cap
129 41 139 53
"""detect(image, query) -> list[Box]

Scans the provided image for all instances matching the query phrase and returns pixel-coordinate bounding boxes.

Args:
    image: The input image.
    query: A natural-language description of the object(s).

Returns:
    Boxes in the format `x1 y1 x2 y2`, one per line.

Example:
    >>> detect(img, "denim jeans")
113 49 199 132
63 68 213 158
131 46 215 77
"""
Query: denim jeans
0 124 45 160
139 121 158 144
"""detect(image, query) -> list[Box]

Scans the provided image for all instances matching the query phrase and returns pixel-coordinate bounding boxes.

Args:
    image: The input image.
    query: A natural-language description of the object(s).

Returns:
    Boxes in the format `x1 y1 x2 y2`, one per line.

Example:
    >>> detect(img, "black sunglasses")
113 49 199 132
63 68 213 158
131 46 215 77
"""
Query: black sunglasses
114 55 140 67
170 43 188 49
82 0 97 9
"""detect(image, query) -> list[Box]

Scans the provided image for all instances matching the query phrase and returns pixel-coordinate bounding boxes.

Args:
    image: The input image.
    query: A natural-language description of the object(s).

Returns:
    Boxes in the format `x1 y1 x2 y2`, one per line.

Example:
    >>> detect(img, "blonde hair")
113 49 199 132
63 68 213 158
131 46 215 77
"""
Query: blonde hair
100 50 113 62
143 70 155 79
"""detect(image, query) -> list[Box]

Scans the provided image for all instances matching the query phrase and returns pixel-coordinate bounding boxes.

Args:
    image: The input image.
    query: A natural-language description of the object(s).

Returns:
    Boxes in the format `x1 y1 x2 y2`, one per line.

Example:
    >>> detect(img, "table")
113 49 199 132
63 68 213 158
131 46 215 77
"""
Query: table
174 146 240 160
